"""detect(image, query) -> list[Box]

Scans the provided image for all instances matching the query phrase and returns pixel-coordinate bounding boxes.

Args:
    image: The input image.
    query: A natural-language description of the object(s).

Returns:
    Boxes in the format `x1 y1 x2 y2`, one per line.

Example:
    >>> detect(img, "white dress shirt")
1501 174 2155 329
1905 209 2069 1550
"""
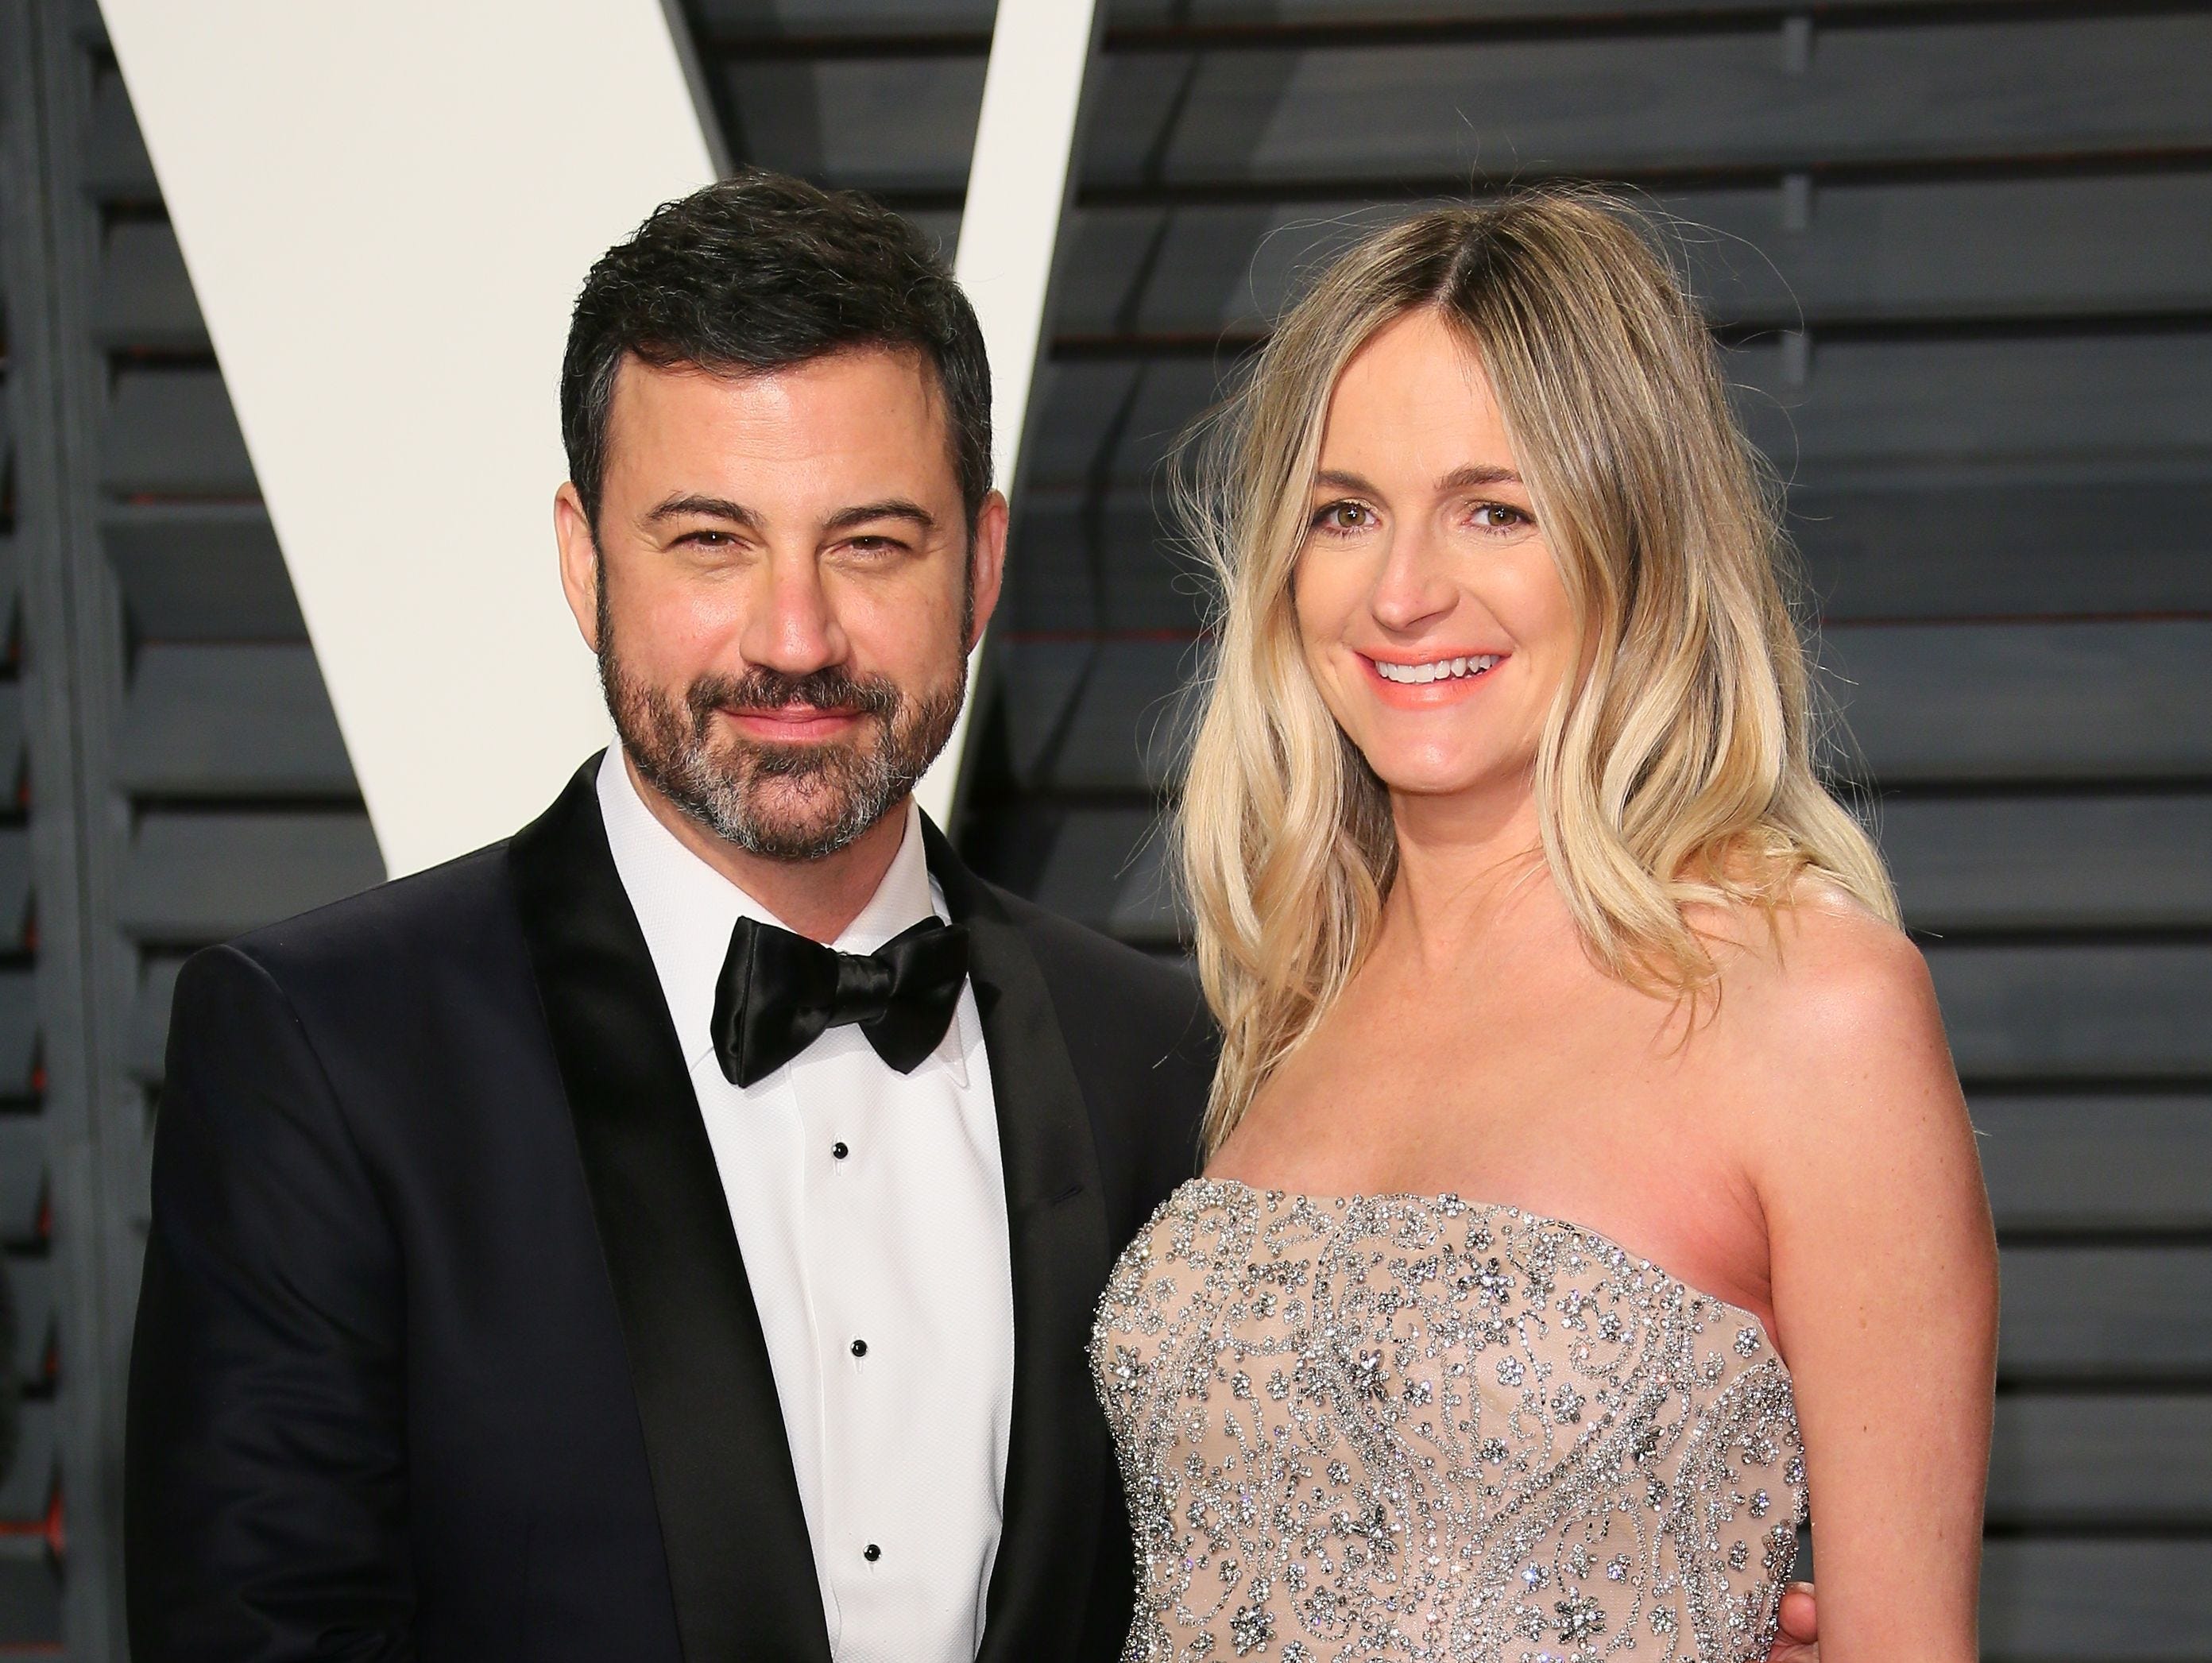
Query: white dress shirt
597 749 1015 1663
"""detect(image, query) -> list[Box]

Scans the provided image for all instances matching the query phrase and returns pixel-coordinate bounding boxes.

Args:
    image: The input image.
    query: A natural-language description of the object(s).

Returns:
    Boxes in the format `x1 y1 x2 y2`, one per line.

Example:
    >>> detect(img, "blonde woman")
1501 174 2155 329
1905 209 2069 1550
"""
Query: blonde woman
1091 191 1997 1663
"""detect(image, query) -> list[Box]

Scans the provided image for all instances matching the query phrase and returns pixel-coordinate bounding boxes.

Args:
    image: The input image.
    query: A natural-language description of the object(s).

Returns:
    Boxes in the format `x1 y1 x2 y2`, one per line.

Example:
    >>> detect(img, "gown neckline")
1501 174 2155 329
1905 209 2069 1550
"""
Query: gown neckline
1181 1173 1785 1361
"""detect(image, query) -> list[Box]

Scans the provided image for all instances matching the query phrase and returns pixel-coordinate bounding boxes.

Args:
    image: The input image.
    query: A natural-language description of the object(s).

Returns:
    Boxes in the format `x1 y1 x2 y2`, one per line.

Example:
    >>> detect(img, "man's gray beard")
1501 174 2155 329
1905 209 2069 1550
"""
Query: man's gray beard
600 643 966 862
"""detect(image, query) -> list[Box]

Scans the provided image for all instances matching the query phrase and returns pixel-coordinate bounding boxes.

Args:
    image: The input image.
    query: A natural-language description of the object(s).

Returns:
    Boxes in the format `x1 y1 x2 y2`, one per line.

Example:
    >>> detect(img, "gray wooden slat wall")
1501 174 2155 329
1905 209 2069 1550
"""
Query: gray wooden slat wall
0 0 381 1652
943 5 2212 1660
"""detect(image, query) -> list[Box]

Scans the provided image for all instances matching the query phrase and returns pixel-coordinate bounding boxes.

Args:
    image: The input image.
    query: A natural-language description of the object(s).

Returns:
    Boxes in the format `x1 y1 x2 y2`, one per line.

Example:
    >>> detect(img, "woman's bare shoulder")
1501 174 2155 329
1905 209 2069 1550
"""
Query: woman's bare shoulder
1690 880 1955 1139
1697 876 1928 1027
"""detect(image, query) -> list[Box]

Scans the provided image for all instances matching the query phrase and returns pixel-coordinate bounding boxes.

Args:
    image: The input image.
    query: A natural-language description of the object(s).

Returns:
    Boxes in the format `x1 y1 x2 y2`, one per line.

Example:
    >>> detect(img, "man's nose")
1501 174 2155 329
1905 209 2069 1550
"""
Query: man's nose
741 553 847 675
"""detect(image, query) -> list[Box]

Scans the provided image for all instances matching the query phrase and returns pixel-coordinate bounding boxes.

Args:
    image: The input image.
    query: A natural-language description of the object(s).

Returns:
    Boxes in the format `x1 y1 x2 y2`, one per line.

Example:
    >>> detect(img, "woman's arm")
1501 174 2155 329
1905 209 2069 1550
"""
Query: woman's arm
1752 915 1997 1663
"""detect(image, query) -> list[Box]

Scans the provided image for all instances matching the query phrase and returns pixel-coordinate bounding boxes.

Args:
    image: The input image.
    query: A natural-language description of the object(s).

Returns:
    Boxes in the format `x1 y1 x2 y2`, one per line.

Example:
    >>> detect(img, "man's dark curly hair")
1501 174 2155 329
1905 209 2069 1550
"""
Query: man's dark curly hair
561 169 992 536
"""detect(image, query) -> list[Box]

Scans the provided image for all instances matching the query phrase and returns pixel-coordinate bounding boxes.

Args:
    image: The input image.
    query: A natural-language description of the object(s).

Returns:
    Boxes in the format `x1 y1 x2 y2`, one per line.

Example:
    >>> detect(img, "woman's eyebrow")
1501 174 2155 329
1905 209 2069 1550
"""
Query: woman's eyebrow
1438 465 1522 490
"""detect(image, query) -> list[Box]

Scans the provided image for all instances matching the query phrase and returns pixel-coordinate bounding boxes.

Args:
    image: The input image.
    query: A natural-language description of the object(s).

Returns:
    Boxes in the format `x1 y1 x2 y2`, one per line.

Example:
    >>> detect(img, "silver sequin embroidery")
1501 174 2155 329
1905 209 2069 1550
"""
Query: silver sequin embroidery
1091 1180 1806 1662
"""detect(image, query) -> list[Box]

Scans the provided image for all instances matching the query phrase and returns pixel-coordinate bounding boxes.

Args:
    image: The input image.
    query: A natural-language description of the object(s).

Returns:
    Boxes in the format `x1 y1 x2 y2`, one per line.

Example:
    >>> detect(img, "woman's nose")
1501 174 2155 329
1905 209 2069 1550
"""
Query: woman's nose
1369 532 1456 632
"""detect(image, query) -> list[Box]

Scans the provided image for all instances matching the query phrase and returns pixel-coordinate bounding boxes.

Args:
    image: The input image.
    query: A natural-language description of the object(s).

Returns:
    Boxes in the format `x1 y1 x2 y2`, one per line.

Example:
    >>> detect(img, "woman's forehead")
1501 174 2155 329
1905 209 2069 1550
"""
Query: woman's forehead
1317 316 1517 485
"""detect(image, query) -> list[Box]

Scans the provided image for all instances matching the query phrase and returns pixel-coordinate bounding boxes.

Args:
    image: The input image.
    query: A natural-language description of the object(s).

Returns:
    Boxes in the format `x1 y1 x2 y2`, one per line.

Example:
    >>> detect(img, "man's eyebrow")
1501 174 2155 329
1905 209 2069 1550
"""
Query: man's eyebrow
822 498 938 536
646 493 761 528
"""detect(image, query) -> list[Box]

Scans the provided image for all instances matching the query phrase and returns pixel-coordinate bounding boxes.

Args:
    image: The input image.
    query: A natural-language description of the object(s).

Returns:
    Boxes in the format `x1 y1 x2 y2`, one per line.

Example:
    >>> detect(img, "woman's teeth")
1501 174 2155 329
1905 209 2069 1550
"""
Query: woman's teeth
1372 654 1500 685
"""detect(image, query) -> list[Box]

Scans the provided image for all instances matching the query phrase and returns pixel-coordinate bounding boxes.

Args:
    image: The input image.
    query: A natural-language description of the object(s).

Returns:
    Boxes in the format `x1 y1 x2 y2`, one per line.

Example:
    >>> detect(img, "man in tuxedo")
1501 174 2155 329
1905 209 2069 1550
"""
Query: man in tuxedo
125 172 1212 1661
126 170 1823 1663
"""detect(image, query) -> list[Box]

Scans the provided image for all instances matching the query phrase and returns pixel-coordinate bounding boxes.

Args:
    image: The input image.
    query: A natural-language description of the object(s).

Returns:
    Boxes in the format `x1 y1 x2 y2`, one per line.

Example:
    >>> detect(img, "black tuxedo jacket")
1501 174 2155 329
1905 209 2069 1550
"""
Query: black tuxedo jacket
126 761 1214 1661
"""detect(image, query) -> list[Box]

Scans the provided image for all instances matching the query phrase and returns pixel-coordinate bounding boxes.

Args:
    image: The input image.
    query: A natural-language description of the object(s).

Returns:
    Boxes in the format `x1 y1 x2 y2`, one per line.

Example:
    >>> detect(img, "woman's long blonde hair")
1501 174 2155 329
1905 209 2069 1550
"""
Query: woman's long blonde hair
1178 187 1897 1152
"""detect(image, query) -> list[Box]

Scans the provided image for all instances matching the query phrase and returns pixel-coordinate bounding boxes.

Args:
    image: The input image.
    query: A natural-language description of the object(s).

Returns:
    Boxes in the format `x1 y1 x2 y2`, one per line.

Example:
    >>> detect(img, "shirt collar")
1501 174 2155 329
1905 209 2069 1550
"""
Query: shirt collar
595 747 959 1083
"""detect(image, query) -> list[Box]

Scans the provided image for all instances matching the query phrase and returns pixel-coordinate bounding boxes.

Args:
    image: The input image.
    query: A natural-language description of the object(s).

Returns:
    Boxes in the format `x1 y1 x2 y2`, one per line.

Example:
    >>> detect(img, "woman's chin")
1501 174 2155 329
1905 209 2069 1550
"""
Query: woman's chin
1367 759 1533 807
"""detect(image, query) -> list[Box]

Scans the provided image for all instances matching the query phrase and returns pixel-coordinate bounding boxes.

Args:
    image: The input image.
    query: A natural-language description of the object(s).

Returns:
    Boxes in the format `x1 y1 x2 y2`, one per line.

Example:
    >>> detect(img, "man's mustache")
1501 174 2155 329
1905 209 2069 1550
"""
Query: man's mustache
688 667 902 726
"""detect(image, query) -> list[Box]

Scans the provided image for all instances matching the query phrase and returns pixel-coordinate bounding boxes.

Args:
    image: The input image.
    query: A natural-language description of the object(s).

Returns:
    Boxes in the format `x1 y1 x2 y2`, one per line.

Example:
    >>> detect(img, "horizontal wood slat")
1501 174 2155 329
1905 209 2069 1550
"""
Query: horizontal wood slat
1004 638 1196 792
115 646 355 798
1974 1095 2212 1234
2001 1246 2212 1379
0 539 17 648
1930 945 2212 1082
1058 171 2212 338
0 1536 60 1648
0 830 26 952
1877 794 2212 933
1987 1394 2212 1529
99 367 255 500
1790 472 2212 622
1108 0 2064 22
1084 14 2212 188
1733 332 2212 474
118 812 383 944
91 219 203 350
691 0 994 35
0 974 36 1100
716 56 984 194
6 1256 48 1384
1003 493 1208 636
1822 622 2212 786
102 505 305 642
80 64 154 201
0 685 28 795
1979 1537 2212 1662
1029 356 1245 489
1023 804 1172 940
0 1120 41 1243
1030 332 2212 489
0 1402 52 1523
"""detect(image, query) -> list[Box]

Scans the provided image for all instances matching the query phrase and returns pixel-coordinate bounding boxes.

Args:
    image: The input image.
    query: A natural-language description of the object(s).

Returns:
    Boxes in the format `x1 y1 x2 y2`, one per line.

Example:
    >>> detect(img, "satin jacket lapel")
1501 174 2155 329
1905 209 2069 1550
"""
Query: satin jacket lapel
925 822 1116 1663
510 761 830 1663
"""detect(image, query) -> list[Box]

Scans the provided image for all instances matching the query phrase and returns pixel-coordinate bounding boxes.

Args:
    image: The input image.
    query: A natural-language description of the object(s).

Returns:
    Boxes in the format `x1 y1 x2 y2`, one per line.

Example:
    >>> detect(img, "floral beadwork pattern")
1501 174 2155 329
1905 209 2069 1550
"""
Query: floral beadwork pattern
1091 1181 1806 1662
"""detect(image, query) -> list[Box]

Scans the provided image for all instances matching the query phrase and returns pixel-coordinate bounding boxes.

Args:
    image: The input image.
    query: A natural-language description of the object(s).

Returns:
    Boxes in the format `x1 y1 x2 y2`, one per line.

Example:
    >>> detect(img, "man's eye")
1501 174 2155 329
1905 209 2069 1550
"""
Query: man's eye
680 529 736 548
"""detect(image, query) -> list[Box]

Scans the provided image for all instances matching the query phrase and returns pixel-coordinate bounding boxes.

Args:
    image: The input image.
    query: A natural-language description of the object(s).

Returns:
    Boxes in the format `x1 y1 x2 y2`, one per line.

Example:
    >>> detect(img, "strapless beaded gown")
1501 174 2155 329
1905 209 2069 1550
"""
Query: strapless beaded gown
1091 1179 1804 1663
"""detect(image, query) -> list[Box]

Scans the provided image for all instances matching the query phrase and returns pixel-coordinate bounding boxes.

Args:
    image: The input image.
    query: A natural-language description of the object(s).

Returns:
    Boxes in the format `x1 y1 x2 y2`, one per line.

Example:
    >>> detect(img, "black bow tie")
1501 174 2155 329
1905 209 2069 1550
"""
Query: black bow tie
712 914 970 1089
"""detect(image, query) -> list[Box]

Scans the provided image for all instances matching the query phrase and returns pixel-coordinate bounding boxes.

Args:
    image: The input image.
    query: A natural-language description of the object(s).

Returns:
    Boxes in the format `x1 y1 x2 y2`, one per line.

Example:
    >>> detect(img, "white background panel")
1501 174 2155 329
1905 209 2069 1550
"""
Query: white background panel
102 1 717 874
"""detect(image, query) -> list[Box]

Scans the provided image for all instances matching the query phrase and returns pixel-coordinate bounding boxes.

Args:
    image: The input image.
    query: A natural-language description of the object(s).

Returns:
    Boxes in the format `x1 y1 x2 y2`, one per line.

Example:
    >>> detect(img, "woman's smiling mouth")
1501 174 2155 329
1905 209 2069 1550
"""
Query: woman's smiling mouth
1363 652 1504 686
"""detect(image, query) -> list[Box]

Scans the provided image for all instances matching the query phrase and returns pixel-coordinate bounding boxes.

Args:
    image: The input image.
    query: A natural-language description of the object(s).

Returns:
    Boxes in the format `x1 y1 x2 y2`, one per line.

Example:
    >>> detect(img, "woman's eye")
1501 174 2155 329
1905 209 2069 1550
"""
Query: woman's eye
1311 501 1375 533
1470 501 1531 532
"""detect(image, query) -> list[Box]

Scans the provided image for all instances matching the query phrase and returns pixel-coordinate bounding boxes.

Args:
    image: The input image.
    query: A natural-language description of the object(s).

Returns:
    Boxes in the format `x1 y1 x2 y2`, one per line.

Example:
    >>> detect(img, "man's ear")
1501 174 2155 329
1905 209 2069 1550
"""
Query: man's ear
554 481 602 652
965 489 1010 652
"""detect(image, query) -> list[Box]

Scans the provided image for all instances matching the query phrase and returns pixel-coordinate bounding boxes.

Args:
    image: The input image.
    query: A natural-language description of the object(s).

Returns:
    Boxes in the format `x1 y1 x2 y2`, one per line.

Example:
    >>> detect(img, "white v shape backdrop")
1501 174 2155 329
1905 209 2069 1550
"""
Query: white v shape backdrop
101 0 1092 876
102 1 714 877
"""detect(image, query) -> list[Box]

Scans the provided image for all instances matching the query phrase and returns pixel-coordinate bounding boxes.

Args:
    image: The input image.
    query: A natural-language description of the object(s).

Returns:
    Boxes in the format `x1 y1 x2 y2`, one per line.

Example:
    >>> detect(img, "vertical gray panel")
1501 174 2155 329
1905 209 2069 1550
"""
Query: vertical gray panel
0 0 133 1652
